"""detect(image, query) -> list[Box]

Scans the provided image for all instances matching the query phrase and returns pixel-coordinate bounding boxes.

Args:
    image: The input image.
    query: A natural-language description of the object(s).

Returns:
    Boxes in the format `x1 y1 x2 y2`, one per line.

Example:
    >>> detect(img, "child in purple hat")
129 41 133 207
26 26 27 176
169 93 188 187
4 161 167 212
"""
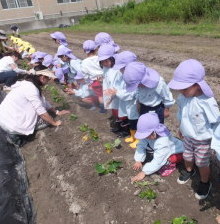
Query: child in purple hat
97 44 119 113
123 62 175 124
81 40 103 110
131 112 184 182
65 71 97 109
104 51 139 147
168 59 220 200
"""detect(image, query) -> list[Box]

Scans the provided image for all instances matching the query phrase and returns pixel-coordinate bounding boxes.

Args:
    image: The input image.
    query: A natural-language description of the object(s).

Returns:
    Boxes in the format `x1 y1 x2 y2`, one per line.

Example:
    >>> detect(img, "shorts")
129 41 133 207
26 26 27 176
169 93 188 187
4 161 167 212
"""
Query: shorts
183 137 211 167
90 80 103 97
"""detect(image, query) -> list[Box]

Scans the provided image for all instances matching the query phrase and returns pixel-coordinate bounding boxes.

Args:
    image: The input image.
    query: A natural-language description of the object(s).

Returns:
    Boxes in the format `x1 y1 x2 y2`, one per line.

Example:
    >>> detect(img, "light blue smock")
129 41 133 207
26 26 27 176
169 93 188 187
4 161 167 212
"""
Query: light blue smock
67 59 82 83
102 67 121 109
138 77 175 107
177 94 220 141
74 83 93 99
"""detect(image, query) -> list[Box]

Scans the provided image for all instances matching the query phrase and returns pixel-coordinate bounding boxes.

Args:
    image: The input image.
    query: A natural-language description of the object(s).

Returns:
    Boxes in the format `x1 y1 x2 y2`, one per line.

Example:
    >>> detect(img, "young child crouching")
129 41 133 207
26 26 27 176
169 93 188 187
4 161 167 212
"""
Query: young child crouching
131 112 184 182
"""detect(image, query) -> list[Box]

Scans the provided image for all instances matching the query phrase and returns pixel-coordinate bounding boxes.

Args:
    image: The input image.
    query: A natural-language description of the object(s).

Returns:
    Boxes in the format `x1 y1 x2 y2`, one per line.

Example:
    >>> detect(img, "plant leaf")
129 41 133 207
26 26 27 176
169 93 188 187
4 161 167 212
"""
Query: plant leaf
112 138 121 147
95 163 107 174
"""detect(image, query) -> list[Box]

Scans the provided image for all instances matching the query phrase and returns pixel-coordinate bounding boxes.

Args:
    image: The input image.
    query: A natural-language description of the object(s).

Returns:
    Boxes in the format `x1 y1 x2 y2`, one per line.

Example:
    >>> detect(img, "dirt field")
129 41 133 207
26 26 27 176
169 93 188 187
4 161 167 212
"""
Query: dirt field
21 31 220 224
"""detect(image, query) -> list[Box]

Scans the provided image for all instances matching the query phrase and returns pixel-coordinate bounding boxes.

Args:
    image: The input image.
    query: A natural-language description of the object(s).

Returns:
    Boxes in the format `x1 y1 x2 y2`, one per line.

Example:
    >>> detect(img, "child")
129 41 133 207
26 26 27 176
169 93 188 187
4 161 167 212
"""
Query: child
123 62 175 123
81 40 103 111
131 112 184 182
168 59 220 200
95 32 120 52
98 44 120 114
65 71 97 109
105 51 139 147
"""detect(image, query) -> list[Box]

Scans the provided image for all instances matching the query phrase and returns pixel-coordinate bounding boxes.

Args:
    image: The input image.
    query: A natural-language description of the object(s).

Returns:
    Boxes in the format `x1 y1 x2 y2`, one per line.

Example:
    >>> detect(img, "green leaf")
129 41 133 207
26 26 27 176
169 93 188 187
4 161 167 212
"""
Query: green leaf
153 221 161 224
95 163 107 174
70 114 78 121
104 142 113 149
112 138 121 147
79 124 89 132
138 189 157 201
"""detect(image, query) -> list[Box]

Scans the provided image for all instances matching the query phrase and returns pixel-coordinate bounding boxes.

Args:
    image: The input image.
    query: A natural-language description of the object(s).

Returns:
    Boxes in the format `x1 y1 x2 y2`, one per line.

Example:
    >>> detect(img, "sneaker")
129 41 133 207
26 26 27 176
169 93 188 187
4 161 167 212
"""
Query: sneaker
3 85 12 92
6 134 25 147
177 169 196 184
195 181 212 200
89 106 96 111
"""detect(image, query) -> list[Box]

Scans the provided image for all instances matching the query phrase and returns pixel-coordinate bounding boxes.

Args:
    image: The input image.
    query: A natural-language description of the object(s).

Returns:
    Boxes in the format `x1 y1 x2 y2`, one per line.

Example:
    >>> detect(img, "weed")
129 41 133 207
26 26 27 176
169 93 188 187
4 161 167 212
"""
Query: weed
104 138 121 153
69 113 78 121
95 160 122 175
138 188 157 201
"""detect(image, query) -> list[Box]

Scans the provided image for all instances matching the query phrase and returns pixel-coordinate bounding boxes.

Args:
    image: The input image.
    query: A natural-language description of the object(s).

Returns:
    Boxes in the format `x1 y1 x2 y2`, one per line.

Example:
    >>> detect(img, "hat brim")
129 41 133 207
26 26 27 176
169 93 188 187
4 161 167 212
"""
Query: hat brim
36 70 56 79
168 79 194 90
67 53 76 60
98 55 111 62
135 130 153 140
112 63 126 70
0 35 7 40
126 82 138 92
50 33 56 39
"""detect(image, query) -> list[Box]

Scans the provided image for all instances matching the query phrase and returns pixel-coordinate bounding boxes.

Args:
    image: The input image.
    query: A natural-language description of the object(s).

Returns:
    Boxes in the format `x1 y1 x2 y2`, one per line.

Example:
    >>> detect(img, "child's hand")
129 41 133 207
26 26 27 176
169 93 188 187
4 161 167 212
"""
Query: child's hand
131 171 146 182
65 88 75 95
164 108 170 118
133 161 143 171
216 215 220 224
57 110 70 116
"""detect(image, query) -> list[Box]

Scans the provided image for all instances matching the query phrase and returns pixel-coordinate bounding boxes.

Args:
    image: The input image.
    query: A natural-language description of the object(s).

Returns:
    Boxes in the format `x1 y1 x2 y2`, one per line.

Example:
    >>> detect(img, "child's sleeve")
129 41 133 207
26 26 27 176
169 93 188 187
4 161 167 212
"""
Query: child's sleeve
142 139 170 175
211 122 220 161
200 97 220 124
134 139 148 162
156 78 175 108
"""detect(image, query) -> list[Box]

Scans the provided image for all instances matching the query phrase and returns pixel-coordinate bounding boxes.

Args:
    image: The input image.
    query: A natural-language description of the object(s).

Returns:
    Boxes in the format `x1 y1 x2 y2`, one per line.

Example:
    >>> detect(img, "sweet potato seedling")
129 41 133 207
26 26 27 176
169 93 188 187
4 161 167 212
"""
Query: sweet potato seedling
69 113 78 121
95 160 122 175
171 216 198 224
138 188 157 201
79 124 89 132
104 138 121 153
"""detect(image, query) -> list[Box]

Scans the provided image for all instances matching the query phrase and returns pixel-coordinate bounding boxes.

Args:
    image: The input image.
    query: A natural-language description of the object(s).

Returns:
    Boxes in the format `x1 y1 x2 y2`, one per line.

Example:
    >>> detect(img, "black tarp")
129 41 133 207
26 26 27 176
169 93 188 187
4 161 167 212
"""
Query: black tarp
0 127 35 224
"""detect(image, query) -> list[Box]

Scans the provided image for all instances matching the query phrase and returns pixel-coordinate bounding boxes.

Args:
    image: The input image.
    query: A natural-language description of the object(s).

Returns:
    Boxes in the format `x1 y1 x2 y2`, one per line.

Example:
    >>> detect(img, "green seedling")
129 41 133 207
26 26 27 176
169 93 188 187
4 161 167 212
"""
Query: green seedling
153 221 161 224
89 128 99 141
69 113 78 121
104 138 121 153
95 160 122 175
138 188 157 201
171 216 198 224
79 124 89 132
135 180 159 187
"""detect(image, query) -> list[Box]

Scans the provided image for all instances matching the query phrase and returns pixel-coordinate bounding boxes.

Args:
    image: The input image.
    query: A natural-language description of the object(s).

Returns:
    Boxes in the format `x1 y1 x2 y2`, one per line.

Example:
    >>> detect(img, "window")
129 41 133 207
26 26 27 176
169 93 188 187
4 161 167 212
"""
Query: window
1 0 32 9
57 0 82 3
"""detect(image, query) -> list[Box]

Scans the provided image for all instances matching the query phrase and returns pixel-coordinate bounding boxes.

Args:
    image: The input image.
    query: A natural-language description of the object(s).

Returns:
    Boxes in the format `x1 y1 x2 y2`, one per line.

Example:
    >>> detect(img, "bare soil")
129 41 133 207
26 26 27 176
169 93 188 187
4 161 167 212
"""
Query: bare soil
21 31 220 224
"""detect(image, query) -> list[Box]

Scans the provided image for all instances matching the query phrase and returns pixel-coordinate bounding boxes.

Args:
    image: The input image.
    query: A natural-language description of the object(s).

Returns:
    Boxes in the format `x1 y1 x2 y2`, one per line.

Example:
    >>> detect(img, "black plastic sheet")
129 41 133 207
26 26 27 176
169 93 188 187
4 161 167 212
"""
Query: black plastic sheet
0 127 35 224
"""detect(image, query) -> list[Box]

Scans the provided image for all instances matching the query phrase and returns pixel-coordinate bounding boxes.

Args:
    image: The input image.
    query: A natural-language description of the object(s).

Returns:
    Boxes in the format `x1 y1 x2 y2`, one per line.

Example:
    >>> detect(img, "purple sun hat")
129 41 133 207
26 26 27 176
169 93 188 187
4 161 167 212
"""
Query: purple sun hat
95 32 120 52
42 54 54 67
98 44 115 61
74 70 84 80
141 67 160 89
135 112 170 139
113 51 137 70
123 62 146 92
83 40 98 54
168 59 213 97
56 46 77 60
50 31 68 46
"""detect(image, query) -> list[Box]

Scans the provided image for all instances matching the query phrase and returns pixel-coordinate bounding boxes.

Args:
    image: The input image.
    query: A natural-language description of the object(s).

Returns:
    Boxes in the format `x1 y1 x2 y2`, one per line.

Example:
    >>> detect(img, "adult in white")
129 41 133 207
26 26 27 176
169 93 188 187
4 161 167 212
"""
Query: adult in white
0 51 28 90
0 69 70 147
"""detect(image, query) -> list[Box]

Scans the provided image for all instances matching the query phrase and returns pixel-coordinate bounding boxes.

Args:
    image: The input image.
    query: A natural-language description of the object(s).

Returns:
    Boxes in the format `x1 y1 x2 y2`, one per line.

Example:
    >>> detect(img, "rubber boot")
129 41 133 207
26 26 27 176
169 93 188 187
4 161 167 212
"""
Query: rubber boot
129 139 139 149
125 129 135 143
